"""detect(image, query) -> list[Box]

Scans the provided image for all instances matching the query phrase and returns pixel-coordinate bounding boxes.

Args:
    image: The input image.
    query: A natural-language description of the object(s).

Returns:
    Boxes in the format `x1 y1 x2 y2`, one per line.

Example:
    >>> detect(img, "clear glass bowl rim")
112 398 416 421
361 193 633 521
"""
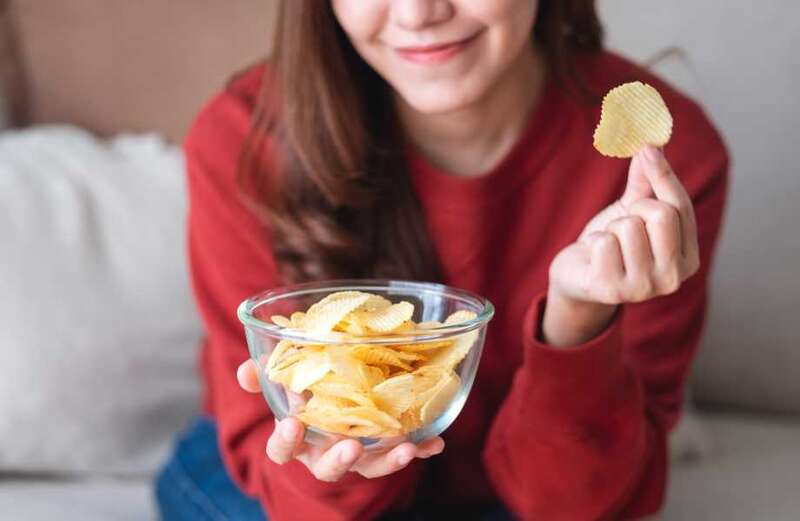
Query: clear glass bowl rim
237 278 495 345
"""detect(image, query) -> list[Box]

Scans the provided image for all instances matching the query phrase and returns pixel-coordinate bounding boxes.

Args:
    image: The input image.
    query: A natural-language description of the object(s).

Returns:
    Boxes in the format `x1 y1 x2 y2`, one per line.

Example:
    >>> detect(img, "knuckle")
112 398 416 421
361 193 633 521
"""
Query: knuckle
592 232 617 251
629 278 654 302
597 282 621 304
652 204 679 226
658 269 682 295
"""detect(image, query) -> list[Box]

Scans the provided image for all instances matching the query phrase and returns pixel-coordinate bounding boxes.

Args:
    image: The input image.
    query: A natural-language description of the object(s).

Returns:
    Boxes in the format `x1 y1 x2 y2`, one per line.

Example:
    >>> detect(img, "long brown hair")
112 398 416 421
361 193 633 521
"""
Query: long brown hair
238 1 603 285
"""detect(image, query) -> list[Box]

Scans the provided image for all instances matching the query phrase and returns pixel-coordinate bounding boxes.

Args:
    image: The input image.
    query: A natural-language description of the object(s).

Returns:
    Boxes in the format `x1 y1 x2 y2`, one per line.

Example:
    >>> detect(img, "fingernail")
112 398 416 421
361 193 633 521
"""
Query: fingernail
643 145 660 163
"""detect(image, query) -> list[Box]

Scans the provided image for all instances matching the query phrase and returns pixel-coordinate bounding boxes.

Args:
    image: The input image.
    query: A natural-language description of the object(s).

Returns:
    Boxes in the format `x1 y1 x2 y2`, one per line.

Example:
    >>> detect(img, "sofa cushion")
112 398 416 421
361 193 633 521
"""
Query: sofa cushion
0 125 201 476
663 413 800 520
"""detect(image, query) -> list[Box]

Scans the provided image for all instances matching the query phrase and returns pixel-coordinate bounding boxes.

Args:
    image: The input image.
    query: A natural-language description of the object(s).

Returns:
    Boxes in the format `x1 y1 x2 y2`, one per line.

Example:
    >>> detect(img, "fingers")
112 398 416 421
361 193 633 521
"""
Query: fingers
237 359 261 393
308 439 362 482
635 146 698 256
620 152 654 207
352 438 445 479
581 231 624 303
266 417 305 465
606 215 653 278
627 198 682 269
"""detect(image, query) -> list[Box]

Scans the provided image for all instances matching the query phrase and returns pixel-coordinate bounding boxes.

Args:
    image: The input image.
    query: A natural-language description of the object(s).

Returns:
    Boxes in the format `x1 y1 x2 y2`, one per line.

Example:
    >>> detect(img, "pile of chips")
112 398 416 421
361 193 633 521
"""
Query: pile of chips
266 291 478 438
593 81 673 158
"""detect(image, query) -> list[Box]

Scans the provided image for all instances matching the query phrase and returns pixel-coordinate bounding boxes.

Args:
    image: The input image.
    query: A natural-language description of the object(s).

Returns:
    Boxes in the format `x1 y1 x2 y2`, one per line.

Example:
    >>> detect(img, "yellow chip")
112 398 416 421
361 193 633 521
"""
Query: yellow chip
399 407 422 432
372 373 415 417
444 310 477 325
363 365 386 387
305 393 354 411
419 373 460 424
352 345 413 371
347 424 397 438
424 329 479 370
290 311 306 328
593 81 673 158
311 379 375 408
281 355 332 394
303 291 371 333
341 406 402 430
266 340 295 372
349 301 415 333
270 315 293 328
392 340 453 353
326 345 371 390
416 320 443 330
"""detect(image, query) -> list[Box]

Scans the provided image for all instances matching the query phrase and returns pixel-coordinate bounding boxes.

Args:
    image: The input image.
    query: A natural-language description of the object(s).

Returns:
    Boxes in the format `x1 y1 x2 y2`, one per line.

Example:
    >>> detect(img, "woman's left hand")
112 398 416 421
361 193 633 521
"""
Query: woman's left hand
543 145 700 347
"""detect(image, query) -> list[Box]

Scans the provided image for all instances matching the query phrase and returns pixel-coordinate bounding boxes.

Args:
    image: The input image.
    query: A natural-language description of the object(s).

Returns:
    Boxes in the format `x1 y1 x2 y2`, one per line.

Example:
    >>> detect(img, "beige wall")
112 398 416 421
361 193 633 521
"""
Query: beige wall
600 1 800 412
8 0 276 142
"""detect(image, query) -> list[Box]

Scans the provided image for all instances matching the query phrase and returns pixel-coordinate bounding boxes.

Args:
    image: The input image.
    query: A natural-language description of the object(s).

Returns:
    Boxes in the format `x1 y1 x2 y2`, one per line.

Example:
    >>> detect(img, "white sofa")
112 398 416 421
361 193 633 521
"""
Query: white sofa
1 1 798 520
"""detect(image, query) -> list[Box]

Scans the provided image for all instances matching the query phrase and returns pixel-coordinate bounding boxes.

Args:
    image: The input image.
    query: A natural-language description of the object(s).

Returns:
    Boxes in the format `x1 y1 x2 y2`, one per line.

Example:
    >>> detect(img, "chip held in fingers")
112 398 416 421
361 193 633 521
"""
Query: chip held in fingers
593 81 673 158
267 290 478 438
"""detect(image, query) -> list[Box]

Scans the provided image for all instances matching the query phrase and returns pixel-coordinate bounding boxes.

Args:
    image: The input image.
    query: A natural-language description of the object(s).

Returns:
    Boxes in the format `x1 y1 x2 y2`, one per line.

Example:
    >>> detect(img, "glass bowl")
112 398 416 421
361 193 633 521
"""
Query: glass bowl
237 279 494 451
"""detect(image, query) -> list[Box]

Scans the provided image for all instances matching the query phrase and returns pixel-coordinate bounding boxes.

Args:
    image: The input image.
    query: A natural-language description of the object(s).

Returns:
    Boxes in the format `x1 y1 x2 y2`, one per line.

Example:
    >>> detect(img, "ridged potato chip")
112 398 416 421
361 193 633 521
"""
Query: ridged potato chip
593 81 673 158
348 301 415 333
352 345 413 371
372 374 415 417
303 291 371 333
425 329 479 370
419 373 460 424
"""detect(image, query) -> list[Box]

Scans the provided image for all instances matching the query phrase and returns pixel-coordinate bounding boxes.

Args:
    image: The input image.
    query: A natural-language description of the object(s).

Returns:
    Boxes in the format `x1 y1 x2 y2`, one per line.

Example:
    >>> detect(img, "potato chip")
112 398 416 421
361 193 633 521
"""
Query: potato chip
347 424 396 438
270 315 293 328
593 81 673 158
399 407 422 432
266 340 295 372
444 310 477 325
341 406 402 430
326 345 371 390
282 355 332 394
372 374 415 417
419 373 460 424
290 311 307 328
311 379 375 408
416 320 443 330
424 329 479 370
306 393 354 411
392 340 453 353
303 291 371 333
352 345 413 371
349 301 414 333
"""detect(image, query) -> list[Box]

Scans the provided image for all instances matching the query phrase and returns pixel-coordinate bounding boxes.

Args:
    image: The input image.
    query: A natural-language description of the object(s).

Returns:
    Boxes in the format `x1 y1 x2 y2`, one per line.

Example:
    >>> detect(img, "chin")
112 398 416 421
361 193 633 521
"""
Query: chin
396 79 488 115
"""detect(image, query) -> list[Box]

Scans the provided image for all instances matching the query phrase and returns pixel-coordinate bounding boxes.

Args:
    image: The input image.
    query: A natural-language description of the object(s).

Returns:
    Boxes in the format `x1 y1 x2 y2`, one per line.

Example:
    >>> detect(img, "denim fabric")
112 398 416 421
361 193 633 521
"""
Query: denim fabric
154 416 267 521
155 416 516 521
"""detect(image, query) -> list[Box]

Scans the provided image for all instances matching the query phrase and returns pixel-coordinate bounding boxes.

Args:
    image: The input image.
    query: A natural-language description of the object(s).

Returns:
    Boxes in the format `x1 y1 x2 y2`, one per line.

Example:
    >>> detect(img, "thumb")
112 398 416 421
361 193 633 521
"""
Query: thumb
619 149 654 208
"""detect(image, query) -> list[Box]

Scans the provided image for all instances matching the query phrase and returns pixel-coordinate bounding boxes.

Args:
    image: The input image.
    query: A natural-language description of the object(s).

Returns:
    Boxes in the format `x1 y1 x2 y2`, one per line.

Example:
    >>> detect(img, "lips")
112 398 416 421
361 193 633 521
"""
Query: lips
394 32 481 64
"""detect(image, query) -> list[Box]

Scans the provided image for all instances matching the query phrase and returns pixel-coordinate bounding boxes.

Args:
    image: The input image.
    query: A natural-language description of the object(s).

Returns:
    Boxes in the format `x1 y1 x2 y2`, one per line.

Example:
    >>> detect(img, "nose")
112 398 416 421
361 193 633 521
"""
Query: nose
390 0 454 30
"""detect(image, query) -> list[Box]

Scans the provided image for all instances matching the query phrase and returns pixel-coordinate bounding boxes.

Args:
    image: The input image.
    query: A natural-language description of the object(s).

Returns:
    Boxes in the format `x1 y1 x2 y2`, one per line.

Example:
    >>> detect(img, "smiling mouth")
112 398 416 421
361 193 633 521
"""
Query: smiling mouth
394 31 482 64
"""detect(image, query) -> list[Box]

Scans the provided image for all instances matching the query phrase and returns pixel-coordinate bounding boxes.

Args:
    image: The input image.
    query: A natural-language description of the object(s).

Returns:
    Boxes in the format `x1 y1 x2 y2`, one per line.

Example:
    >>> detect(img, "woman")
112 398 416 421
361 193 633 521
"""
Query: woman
156 1 728 520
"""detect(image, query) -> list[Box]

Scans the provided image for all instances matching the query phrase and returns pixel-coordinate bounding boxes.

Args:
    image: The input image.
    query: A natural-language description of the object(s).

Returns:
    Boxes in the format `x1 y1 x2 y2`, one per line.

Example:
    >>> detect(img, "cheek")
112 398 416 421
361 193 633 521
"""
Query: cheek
331 0 387 40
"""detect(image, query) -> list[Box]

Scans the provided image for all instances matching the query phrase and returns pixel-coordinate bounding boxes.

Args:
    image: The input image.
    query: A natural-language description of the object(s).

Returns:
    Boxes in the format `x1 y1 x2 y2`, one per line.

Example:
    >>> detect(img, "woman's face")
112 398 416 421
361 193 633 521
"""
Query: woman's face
331 0 539 114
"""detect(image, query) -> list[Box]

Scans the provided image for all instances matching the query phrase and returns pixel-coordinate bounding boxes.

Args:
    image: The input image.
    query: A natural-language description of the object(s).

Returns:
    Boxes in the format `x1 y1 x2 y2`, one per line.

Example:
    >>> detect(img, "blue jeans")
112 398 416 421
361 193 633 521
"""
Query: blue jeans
155 416 515 521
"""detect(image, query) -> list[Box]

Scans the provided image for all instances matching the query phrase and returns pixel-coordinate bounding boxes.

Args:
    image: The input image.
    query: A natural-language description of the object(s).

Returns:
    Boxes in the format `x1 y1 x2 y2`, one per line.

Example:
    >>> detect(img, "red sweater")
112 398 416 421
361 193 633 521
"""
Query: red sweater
185 51 729 521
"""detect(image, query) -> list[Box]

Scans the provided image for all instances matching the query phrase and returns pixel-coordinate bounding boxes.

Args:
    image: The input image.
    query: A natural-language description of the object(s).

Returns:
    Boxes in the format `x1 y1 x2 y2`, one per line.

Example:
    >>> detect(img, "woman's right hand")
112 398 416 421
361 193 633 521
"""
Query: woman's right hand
236 359 445 482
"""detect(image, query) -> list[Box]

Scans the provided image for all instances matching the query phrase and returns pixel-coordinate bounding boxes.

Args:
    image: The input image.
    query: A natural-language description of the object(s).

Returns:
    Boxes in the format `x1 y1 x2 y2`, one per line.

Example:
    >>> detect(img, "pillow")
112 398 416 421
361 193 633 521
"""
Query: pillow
0 125 202 476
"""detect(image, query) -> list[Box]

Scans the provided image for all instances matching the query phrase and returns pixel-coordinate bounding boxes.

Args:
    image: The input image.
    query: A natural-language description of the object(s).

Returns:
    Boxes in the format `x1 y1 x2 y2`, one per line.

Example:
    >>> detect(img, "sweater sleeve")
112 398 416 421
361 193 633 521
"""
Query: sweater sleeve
481 109 730 520
184 88 423 521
